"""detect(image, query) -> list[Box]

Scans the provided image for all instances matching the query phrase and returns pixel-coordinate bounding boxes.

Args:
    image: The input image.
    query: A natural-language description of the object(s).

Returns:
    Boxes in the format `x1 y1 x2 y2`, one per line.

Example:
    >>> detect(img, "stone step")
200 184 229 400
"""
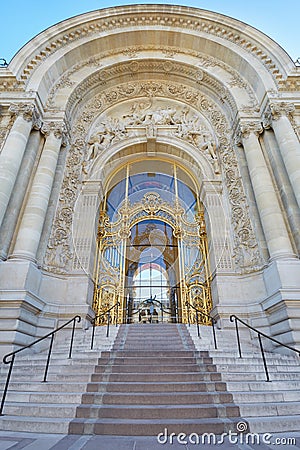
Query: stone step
107 356 202 364
226 380 300 391
211 356 300 365
0 381 88 392
239 401 300 417
86 381 227 393
82 391 234 405
96 364 205 374
3 402 78 418
220 372 300 382
246 416 300 433
75 403 240 419
69 417 240 436
112 350 196 357
0 373 92 382
6 391 83 403
213 363 300 372
232 390 300 403
91 372 222 382
0 415 71 434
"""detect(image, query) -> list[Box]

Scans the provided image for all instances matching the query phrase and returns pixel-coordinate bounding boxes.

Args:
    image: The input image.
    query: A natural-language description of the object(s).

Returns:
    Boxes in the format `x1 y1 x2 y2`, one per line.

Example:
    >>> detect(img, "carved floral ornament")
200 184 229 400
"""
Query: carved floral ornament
48 56 254 116
9 103 39 124
45 48 259 114
44 79 264 275
41 121 69 146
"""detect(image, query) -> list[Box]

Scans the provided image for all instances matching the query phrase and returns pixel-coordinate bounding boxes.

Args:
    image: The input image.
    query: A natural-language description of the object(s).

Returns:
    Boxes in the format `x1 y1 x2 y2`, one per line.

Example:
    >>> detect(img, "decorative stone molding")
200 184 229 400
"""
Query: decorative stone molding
64 59 236 119
9 103 38 123
239 121 264 139
44 79 264 275
0 76 24 92
269 102 295 121
263 102 298 136
43 137 82 274
41 121 68 146
46 48 257 114
19 9 285 87
0 109 15 152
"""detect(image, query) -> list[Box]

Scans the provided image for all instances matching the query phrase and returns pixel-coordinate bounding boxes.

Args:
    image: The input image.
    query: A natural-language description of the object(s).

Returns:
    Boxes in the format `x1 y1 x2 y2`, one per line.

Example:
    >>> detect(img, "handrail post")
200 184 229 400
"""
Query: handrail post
196 311 200 338
258 333 270 382
212 319 217 350
43 334 54 382
231 315 242 358
68 318 76 359
91 319 96 350
106 311 110 337
0 354 15 416
115 302 119 327
187 302 190 327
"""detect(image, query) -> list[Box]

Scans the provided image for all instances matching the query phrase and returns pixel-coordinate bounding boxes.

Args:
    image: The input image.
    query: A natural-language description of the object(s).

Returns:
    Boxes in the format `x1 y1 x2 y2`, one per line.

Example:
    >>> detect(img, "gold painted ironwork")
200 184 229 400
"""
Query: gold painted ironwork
92 163 212 325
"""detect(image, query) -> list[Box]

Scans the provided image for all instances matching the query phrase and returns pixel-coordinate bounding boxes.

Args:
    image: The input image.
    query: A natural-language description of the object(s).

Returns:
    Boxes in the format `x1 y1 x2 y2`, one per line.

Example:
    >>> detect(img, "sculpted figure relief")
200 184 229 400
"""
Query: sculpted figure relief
83 118 127 173
84 102 219 174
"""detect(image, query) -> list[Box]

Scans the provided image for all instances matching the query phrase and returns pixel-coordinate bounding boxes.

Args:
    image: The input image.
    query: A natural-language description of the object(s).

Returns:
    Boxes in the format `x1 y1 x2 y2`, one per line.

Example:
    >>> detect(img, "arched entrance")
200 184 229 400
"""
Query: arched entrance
93 159 212 325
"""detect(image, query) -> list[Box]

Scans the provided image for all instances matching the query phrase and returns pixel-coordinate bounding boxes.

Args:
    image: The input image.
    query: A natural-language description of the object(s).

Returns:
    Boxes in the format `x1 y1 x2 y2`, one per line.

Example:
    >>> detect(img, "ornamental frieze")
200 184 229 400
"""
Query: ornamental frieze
47 49 257 114
19 11 284 87
44 80 264 275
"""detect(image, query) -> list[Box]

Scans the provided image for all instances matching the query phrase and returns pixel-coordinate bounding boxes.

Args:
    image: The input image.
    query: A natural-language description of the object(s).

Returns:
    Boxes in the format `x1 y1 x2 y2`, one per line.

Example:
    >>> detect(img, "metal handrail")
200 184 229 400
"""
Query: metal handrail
0 315 81 416
186 302 217 349
91 302 120 350
230 314 300 382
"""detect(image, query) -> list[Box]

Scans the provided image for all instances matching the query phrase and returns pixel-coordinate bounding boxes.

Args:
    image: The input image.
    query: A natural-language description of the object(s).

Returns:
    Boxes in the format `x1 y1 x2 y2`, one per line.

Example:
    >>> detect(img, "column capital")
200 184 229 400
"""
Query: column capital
41 121 68 146
236 121 263 144
8 103 38 123
267 102 295 122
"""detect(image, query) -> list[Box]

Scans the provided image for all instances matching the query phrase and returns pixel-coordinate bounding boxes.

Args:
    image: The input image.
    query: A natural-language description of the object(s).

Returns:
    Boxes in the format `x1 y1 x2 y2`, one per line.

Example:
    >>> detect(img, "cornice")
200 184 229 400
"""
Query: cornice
13 9 288 87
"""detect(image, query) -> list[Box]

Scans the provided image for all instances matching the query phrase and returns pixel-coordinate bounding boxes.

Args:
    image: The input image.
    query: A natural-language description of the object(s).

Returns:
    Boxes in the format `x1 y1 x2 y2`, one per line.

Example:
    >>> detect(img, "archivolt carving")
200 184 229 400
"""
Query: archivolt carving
47 48 257 114
44 80 263 274
20 10 285 87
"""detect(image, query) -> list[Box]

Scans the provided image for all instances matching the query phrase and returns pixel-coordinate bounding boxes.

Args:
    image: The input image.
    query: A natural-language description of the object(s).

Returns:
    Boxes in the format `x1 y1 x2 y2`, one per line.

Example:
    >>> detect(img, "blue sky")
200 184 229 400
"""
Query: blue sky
0 0 299 64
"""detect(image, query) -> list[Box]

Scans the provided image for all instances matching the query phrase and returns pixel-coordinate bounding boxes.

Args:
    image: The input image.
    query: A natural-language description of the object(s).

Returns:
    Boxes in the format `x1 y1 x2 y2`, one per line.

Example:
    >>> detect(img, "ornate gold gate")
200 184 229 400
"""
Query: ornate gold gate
92 162 212 325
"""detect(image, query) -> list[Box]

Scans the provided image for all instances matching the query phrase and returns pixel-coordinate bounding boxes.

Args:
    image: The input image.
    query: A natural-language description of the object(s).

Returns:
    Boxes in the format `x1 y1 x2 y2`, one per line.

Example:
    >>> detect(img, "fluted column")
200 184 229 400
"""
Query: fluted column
11 121 67 261
264 102 300 209
0 103 39 227
238 121 294 260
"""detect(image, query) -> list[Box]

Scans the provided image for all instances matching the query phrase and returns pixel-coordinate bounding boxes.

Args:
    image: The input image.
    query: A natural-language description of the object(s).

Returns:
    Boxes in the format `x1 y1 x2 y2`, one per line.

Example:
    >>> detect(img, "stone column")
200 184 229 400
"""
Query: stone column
239 121 295 260
264 102 300 209
0 103 38 227
0 129 43 260
11 121 67 262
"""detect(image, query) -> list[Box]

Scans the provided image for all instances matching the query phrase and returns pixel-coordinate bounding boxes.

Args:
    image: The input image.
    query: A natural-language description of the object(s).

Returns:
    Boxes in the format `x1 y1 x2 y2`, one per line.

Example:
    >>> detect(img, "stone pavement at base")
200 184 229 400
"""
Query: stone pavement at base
0 432 299 450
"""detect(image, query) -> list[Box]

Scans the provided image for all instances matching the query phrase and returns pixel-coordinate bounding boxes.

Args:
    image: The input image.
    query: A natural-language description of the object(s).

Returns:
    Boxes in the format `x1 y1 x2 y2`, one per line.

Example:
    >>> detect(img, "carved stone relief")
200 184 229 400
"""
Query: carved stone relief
46 49 257 114
83 99 219 175
44 80 264 275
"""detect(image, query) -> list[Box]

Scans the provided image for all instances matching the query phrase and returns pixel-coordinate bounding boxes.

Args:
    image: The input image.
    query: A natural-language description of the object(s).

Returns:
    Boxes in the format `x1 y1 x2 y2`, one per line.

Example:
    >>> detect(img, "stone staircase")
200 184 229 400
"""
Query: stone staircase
188 325 300 433
0 322 299 436
69 324 242 435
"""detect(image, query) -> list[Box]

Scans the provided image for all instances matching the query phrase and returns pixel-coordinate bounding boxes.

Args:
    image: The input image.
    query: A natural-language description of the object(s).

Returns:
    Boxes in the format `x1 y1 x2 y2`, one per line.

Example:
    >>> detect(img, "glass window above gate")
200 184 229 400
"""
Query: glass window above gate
105 160 198 222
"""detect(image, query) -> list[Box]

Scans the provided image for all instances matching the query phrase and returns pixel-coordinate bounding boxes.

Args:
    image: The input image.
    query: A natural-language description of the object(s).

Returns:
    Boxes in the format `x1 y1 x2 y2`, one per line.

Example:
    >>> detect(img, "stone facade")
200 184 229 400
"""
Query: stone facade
0 5 300 357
